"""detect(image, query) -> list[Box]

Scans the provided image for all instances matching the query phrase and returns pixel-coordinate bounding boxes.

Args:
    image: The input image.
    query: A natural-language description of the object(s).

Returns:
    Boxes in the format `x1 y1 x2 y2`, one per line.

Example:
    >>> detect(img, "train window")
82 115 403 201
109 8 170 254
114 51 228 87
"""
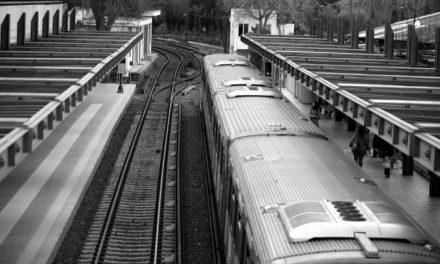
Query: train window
221 165 232 224
238 23 249 36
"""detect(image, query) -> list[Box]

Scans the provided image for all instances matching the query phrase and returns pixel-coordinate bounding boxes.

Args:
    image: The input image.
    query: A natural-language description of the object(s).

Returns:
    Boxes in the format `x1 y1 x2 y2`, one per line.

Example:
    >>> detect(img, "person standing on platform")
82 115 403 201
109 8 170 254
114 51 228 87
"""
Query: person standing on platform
350 126 370 167
309 100 322 127
372 135 395 177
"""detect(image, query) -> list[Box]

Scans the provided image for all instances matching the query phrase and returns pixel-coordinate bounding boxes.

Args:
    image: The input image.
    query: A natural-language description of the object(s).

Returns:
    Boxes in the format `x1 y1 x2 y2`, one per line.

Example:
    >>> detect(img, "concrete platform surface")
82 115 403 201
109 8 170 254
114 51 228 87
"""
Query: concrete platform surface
282 88 440 247
0 83 135 264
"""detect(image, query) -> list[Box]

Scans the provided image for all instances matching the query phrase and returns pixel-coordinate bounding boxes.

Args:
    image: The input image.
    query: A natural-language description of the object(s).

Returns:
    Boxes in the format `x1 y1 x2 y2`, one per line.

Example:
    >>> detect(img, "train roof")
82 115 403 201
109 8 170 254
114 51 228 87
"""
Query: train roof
213 93 324 144
204 53 249 66
229 136 440 263
204 54 271 97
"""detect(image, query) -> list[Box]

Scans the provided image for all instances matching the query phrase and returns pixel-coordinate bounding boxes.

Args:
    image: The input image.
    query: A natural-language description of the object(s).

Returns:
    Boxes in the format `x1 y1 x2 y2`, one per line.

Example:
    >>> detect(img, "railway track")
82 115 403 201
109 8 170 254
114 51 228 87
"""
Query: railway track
77 47 183 264
68 40 223 264
156 39 224 264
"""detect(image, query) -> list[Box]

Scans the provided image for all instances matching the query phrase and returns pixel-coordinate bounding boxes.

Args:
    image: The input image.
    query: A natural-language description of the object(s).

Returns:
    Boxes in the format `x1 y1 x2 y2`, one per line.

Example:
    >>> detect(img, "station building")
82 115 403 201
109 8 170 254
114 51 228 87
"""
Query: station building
229 8 278 56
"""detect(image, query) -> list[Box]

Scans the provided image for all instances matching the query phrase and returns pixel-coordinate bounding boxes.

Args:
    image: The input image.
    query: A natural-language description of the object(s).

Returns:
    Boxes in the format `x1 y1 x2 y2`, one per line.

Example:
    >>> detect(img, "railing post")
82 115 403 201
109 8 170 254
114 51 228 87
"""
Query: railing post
407 25 418 66
429 171 440 197
62 9 68 32
385 23 394 59
69 8 76 31
17 13 25 46
338 18 344 45
366 21 374 53
401 154 414 176
31 12 38 41
1 14 10 50
351 17 358 49
317 18 323 38
435 27 440 73
327 18 334 42
42 11 49 38
53 10 59 35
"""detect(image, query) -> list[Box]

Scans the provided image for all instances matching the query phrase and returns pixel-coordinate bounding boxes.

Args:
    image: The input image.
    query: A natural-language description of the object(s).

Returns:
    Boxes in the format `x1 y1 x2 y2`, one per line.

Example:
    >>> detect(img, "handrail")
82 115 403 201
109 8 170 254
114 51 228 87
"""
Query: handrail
369 99 440 107
24 101 60 128
337 90 371 108
0 92 59 97
368 107 419 132
0 128 28 153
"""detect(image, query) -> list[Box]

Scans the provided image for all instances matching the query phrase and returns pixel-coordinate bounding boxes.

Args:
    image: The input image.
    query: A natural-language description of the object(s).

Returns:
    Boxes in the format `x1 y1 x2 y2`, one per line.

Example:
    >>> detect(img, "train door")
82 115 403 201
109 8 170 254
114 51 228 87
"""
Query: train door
214 129 222 190
219 161 232 236
211 120 219 177
219 144 228 202
216 142 225 205
224 180 238 263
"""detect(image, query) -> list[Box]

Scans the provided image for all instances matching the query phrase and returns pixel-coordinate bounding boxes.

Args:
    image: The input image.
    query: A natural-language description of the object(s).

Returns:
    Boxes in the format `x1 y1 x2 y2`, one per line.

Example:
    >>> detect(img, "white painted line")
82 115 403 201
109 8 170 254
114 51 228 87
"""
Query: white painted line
18 96 126 264
0 104 102 245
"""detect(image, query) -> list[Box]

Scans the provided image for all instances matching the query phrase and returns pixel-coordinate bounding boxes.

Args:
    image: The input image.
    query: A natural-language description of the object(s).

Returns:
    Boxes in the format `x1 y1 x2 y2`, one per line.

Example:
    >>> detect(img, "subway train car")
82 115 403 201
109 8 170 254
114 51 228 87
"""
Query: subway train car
202 54 440 264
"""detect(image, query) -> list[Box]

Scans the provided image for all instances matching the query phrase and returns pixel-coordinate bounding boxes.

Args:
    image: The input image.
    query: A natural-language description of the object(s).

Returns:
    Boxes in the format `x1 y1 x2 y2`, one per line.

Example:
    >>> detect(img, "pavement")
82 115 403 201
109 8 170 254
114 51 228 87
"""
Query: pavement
0 81 136 264
282 88 440 247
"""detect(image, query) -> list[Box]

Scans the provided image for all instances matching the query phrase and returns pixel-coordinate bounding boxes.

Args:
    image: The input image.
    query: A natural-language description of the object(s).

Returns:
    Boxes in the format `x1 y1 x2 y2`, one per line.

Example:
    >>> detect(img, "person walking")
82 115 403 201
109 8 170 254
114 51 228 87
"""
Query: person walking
309 100 322 127
350 126 370 167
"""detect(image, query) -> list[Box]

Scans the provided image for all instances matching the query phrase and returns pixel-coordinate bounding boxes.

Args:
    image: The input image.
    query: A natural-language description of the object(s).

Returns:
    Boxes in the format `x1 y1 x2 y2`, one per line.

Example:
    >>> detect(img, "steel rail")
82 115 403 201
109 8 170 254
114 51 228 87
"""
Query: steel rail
92 49 171 264
174 50 204 264
152 46 184 264
156 40 223 263
198 52 223 263
176 103 183 264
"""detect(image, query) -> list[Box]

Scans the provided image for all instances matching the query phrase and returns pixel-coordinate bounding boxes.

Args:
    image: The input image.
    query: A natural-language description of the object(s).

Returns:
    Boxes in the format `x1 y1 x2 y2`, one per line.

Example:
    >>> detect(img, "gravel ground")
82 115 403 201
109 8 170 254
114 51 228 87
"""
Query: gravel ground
180 102 215 264
53 77 157 264
53 43 220 263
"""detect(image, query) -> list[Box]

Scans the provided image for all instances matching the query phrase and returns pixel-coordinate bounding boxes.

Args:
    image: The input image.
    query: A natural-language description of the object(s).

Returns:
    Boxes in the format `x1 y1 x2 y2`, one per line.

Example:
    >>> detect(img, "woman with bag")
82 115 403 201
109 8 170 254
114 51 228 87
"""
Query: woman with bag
350 126 369 167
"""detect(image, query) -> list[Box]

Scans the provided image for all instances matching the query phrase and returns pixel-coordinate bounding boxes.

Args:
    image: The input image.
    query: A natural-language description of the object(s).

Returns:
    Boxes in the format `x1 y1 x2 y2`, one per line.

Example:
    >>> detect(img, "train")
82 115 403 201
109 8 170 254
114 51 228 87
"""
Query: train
201 53 440 264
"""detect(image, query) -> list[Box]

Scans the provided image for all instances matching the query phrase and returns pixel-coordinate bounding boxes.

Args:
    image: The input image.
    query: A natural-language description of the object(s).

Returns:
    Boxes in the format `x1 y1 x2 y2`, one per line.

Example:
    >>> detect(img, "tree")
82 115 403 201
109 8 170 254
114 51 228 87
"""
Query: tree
222 0 292 34
64 0 147 30
92 0 145 30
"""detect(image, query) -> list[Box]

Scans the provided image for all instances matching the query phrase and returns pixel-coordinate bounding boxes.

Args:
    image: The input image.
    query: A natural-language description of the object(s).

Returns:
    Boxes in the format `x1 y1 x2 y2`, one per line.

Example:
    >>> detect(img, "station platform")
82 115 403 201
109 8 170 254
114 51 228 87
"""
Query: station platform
0 82 136 264
282 88 440 247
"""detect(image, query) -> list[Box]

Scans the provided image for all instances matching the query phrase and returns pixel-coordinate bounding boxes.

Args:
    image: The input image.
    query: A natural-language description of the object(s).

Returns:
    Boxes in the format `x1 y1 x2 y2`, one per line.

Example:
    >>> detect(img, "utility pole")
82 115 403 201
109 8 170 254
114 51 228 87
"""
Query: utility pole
413 0 416 25
185 0 189 41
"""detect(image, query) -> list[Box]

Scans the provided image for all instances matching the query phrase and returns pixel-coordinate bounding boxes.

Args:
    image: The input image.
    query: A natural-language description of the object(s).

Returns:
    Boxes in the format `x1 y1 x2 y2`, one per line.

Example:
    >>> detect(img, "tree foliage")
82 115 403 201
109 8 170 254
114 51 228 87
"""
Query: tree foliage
91 0 144 30
65 0 440 33
64 0 147 30
222 0 293 34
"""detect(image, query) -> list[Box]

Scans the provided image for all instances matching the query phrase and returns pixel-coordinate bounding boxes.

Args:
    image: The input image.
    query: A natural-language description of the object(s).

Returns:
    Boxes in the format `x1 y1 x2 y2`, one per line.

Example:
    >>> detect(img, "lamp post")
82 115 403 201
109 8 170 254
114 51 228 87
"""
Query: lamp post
413 0 416 25
183 13 187 41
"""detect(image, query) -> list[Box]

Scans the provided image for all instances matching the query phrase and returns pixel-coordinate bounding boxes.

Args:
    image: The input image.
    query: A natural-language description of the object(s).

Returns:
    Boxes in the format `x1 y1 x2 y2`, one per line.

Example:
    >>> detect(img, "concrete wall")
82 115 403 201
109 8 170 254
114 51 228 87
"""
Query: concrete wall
285 74 296 97
0 2 67 44
229 8 278 54
279 23 295 35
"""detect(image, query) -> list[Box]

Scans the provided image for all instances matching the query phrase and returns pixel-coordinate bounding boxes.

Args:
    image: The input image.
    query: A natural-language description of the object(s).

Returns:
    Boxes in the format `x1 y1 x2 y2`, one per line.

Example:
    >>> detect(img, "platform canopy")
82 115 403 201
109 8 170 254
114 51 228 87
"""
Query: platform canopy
0 29 142 176
242 34 440 181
